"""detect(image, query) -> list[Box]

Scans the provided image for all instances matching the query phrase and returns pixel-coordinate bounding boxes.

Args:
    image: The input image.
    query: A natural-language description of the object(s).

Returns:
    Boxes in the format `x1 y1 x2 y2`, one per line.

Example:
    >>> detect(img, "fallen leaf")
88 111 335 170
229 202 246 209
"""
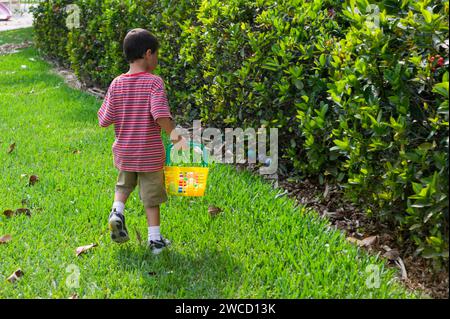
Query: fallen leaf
72 150 81 154
323 183 330 199
275 190 288 199
7 269 24 283
383 249 400 261
68 293 78 299
346 237 362 245
360 235 378 247
0 234 12 244
29 175 39 186
7 143 15 154
395 257 408 280
208 205 223 217
15 208 31 217
76 243 98 256
3 209 14 218
135 227 142 245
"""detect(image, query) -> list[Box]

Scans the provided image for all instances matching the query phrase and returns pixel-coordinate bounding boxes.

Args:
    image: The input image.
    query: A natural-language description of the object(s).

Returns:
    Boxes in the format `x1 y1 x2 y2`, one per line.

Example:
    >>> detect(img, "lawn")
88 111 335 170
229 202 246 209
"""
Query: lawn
0 28 417 298
0 27 34 46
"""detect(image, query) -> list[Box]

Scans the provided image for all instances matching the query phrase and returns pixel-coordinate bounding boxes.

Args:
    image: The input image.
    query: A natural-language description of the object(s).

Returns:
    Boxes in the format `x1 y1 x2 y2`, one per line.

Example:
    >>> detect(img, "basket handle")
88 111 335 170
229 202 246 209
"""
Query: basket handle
165 141 208 167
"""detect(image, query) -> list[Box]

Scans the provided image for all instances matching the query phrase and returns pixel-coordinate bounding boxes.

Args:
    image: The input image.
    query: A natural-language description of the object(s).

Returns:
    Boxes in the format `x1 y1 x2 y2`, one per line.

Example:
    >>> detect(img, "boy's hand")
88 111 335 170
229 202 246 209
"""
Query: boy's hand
172 135 189 151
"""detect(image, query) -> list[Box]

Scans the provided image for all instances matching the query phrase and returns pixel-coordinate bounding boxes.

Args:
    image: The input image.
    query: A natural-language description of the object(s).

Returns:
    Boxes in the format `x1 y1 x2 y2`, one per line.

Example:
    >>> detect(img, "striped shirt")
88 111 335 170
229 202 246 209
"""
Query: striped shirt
97 72 172 172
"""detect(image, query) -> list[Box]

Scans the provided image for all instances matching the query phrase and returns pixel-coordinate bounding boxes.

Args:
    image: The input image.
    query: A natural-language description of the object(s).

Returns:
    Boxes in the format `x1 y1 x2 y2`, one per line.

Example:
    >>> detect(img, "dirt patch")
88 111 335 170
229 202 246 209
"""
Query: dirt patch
49 63 106 99
0 40 32 55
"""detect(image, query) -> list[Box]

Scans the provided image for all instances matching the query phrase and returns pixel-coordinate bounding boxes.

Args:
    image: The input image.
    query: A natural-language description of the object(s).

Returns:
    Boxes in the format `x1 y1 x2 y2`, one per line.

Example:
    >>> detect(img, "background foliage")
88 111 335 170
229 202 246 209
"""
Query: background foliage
32 0 449 262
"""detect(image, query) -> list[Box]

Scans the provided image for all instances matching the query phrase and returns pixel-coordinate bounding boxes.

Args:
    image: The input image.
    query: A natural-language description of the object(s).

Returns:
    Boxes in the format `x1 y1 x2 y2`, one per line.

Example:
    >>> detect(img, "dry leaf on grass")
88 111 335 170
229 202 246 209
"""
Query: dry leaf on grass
29 175 39 186
360 235 378 247
347 235 378 247
72 150 81 154
3 209 14 218
7 143 16 154
15 208 31 217
208 205 223 217
346 237 362 245
76 243 98 256
0 234 12 244
7 269 24 283
68 293 78 299
135 227 143 245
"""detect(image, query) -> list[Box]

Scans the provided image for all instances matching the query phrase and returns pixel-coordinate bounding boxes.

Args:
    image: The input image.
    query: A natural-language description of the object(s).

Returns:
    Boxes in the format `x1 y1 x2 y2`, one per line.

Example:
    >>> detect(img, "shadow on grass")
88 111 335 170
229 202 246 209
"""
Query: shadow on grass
114 245 242 298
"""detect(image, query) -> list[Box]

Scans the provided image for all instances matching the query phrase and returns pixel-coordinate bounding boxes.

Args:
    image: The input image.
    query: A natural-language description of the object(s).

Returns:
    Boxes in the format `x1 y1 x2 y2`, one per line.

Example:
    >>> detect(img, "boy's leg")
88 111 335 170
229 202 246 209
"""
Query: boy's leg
109 171 137 243
146 205 160 240
139 171 169 254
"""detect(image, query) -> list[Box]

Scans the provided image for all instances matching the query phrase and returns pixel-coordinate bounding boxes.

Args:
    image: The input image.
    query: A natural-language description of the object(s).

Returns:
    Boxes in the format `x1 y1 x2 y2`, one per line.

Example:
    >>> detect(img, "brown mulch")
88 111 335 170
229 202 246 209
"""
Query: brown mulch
236 162 449 299
0 40 32 55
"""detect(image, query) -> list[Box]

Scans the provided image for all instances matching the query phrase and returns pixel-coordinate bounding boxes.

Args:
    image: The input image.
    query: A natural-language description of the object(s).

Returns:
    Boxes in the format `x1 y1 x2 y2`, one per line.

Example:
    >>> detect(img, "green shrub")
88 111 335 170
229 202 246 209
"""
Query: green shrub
33 0 449 262
32 0 71 64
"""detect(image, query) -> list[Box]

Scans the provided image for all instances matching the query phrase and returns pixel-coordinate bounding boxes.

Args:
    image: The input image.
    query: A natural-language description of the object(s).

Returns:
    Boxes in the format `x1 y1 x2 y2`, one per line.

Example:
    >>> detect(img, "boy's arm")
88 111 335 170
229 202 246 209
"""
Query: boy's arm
98 83 115 127
156 118 188 149
151 76 187 149
156 117 179 142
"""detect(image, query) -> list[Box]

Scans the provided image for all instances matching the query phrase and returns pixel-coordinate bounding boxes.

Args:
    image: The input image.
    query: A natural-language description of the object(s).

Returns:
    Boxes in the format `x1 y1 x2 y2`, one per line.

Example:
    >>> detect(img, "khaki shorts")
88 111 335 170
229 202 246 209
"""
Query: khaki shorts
115 170 168 208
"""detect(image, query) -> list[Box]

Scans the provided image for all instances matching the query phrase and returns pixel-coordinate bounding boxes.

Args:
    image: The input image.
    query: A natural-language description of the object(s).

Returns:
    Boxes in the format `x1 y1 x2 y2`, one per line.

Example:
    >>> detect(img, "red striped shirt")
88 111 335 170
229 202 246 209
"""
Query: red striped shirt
97 72 172 172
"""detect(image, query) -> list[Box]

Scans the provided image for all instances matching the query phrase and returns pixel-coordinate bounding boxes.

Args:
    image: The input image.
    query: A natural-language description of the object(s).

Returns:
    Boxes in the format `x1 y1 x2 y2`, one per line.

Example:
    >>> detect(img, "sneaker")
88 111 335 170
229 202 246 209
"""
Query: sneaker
108 209 129 243
148 236 171 255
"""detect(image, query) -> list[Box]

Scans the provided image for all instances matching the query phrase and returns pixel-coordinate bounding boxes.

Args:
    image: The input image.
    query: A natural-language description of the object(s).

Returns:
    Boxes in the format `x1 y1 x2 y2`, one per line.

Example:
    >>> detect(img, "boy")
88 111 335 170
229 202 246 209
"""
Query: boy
97 28 184 254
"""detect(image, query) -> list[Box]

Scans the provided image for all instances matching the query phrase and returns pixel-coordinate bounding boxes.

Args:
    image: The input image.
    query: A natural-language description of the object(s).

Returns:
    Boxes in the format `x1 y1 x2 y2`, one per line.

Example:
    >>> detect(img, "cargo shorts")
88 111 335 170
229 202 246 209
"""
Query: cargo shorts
115 170 168 208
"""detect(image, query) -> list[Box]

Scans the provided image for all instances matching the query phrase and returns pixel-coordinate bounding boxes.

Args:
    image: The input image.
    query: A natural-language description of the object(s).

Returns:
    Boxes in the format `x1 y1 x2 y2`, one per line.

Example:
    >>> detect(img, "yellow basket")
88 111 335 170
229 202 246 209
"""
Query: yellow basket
164 142 209 197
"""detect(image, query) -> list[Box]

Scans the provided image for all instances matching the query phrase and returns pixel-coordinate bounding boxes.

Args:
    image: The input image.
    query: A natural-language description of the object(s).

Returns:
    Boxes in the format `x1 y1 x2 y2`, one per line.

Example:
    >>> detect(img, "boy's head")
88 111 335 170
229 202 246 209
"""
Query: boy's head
123 28 159 72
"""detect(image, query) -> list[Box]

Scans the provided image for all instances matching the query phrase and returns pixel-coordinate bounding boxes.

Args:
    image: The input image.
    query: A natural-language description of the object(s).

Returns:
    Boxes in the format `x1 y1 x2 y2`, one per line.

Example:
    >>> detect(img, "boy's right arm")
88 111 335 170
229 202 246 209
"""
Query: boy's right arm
156 118 188 149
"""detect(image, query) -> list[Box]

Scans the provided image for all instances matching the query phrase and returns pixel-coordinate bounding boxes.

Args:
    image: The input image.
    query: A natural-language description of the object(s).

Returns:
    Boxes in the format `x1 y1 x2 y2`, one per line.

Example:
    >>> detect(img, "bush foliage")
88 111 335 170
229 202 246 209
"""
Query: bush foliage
33 0 449 261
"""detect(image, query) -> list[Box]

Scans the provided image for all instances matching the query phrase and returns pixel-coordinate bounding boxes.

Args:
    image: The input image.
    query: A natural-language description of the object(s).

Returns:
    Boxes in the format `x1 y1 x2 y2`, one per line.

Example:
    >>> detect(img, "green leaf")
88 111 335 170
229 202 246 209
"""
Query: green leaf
319 54 326 67
333 138 350 151
294 79 304 90
412 182 423 194
432 82 449 98
421 9 432 23
418 142 434 151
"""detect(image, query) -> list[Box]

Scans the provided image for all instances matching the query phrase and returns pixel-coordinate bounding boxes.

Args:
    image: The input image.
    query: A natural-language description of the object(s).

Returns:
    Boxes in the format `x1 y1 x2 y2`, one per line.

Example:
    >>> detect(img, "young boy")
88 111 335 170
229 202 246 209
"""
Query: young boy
97 28 184 254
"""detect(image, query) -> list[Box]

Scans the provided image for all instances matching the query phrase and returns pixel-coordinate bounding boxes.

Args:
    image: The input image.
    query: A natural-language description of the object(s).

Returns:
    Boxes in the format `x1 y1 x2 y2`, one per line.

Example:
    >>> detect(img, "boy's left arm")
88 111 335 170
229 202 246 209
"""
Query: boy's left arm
98 83 115 127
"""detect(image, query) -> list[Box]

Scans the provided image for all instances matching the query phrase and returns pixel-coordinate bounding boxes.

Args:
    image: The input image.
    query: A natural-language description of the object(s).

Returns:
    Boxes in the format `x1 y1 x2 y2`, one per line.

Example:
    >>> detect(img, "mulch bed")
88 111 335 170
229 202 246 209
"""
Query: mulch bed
0 40 32 55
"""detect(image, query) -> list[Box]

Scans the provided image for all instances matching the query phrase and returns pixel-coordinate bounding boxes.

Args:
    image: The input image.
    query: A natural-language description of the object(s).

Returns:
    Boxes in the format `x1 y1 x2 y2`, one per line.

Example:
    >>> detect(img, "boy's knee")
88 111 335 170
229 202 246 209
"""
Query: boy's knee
116 171 138 194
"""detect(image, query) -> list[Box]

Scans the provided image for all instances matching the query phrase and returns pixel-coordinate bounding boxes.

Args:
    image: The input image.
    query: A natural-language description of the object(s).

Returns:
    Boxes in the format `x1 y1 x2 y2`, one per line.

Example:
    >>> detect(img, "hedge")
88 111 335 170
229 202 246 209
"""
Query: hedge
32 0 449 262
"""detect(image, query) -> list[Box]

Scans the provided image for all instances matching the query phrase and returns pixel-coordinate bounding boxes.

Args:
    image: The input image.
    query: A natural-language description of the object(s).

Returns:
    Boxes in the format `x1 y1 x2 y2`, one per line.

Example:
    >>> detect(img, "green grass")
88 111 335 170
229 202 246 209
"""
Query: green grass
0 27 34 46
0 29 418 298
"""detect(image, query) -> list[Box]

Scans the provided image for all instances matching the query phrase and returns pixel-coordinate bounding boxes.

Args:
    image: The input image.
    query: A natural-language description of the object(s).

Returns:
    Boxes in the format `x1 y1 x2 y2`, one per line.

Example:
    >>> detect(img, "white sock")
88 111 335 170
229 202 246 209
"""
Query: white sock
112 201 125 214
148 226 161 242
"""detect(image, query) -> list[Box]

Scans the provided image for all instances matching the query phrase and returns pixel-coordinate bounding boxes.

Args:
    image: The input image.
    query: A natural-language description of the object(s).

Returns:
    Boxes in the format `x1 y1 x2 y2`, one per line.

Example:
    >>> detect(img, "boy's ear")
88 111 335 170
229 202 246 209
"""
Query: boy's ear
146 49 153 57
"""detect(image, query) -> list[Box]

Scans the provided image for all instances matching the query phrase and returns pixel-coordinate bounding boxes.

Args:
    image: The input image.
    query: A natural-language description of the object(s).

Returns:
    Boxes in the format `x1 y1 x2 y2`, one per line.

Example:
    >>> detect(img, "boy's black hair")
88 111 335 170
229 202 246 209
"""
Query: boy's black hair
123 28 159 63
